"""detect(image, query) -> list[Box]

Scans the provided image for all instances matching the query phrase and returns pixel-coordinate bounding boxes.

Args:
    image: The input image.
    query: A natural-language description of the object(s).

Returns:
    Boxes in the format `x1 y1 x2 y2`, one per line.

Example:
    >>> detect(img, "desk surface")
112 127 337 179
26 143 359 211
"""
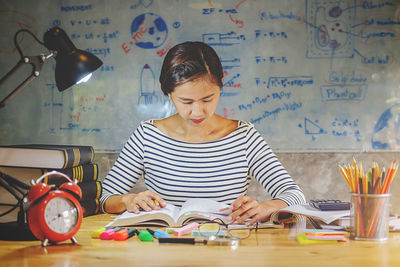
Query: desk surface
1 214 400 267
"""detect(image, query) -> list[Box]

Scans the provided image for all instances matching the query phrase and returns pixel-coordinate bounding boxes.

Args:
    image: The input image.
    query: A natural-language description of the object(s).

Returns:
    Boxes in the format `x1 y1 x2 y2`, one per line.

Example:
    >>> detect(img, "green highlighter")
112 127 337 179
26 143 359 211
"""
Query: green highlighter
139 230 153 241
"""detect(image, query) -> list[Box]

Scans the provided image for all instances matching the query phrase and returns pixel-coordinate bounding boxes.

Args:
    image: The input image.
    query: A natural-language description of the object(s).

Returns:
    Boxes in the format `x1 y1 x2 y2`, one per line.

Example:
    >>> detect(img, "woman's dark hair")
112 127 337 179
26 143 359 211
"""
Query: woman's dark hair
159 41 223 95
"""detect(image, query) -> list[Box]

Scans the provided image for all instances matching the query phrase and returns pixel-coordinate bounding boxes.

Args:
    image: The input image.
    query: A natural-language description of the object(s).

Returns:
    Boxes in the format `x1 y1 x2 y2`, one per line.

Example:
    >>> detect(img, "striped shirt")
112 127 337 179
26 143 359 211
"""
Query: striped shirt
100 120 305 211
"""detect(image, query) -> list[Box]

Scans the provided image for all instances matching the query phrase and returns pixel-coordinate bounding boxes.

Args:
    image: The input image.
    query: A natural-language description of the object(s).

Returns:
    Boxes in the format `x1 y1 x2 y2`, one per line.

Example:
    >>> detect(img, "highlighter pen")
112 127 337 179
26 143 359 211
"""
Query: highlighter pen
146 228 170 239
113 228 139 241
146 228 155 236
139 200 160 212
139 230 153 241
100 227 124 240
91 226 114 238
154 229 170 238
91 227 107 239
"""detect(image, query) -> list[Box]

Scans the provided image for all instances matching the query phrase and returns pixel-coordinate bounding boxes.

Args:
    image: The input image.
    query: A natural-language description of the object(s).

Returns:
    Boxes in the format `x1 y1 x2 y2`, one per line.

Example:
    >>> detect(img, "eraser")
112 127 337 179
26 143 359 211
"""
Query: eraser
174 222 199 236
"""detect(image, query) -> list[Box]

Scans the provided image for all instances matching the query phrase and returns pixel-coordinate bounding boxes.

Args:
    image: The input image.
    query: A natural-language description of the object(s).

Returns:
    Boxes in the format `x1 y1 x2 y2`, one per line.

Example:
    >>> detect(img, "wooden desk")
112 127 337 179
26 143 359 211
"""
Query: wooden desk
1 214 400 266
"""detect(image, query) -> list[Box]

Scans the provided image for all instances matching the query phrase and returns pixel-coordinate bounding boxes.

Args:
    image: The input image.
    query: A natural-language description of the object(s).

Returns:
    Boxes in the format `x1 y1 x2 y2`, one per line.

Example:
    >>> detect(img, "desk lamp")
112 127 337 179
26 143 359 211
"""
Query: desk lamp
0 27 102 240
0 27 103 108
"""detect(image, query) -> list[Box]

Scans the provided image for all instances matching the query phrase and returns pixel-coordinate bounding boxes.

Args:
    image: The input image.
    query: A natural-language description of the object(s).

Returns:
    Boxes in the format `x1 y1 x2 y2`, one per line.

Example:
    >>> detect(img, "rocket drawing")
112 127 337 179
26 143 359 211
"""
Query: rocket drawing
138 64 158 105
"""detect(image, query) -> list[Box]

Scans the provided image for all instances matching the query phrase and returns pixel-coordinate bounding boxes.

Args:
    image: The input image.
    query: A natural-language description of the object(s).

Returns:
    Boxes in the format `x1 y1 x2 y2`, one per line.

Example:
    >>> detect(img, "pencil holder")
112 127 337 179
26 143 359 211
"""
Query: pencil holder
350 193 390 241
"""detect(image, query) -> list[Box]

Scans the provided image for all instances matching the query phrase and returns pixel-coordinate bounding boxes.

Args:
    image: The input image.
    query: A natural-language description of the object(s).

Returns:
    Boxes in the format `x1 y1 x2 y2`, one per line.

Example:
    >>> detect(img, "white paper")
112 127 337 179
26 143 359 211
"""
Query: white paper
277 204 350 224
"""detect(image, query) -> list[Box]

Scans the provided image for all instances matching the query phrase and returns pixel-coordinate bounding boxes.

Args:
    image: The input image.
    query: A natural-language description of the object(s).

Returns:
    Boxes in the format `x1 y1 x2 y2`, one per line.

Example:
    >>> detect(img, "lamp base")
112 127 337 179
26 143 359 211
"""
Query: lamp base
0 221 37 241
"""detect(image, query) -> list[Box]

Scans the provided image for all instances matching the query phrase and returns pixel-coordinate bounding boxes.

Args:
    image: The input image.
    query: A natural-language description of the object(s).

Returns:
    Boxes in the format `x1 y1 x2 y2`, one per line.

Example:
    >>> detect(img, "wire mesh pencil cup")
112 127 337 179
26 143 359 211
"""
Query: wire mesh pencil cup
339 159 397 241
350 193 390 241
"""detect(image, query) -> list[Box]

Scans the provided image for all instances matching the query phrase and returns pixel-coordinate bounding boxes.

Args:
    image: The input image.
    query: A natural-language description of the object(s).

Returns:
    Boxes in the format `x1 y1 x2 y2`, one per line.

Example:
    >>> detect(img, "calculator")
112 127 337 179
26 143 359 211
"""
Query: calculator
309 199 351 211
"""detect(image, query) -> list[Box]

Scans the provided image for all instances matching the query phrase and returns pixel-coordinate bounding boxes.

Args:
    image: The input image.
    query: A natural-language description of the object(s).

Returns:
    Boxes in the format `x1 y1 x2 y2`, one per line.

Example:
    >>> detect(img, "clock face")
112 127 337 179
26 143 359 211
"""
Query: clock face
44 197 79 234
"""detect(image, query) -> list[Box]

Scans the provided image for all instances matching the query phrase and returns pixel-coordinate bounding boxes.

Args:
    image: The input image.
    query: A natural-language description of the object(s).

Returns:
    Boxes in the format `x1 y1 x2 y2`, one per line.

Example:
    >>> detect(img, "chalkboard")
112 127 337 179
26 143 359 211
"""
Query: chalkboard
1 0 400 152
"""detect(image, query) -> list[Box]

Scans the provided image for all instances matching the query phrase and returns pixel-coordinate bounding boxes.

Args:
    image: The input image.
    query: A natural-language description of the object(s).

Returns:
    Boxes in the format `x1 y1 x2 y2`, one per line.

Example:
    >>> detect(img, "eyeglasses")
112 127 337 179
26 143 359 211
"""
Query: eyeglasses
194 218 259 240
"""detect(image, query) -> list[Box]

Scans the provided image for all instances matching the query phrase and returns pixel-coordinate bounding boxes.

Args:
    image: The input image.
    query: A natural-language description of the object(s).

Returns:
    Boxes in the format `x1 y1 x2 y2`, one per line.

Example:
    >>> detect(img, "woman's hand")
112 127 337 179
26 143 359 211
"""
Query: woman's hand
227 196 288 225
121 190 167 214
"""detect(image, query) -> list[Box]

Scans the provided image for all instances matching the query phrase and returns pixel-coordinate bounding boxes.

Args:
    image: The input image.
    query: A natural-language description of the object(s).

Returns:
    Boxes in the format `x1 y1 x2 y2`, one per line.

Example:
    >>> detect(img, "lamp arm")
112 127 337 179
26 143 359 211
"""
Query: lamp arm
0 53 54 109
0 171 31 191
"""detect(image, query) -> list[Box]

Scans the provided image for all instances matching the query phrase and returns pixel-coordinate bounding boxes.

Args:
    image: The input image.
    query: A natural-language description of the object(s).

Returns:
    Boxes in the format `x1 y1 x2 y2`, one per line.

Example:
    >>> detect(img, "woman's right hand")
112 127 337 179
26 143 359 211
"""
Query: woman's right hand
122 190 167 214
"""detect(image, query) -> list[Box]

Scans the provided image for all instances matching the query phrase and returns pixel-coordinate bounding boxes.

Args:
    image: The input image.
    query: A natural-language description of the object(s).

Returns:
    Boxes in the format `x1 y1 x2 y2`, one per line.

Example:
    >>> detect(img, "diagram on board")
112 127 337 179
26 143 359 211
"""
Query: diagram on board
130 12 168 49
306 0 355 58
299 118 328 141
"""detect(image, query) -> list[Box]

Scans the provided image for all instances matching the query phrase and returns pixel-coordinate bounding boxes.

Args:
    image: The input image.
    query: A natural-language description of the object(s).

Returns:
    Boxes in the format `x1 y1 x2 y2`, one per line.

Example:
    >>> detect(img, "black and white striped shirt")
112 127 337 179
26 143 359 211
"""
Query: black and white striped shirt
100 120 305 211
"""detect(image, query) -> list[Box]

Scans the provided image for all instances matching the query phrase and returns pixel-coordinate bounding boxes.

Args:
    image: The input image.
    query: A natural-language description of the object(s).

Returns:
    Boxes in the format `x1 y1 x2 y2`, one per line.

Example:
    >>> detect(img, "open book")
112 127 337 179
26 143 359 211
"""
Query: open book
107 198 283 229
269 204 350 225
107 198 232 227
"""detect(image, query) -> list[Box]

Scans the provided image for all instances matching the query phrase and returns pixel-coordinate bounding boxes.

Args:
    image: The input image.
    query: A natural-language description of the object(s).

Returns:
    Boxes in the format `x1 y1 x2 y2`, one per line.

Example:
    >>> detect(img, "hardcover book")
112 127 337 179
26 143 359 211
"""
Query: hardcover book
80 199 100 217
0 163 98 184
78 181 102 202
0 144 94 169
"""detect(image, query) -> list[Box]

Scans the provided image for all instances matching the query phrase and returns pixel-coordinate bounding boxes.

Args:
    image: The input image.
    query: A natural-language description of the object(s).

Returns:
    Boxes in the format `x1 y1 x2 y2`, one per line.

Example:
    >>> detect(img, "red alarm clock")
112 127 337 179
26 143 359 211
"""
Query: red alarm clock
26 171 83 246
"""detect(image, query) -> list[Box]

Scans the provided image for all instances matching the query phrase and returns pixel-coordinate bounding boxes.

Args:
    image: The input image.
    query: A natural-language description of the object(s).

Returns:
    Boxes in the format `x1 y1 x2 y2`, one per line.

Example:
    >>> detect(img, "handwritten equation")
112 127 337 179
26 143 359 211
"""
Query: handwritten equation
1 0 399 152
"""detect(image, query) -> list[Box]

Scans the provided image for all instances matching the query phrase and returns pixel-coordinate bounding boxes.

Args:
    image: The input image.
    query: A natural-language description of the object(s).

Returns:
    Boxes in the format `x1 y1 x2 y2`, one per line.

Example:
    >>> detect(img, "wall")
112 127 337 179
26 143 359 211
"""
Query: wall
1 0 400 152
94 151 400 215
1 1 400 221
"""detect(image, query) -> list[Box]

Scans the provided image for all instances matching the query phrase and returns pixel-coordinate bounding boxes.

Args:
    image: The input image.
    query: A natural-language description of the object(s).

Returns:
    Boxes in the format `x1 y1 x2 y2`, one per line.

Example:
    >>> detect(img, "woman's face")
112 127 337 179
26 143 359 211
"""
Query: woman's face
169 76 221 126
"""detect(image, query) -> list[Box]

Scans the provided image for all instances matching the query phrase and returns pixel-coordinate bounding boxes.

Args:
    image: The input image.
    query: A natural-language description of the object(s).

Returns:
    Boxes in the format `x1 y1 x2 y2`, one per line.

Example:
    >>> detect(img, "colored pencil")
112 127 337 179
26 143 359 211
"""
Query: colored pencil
338 159 398 239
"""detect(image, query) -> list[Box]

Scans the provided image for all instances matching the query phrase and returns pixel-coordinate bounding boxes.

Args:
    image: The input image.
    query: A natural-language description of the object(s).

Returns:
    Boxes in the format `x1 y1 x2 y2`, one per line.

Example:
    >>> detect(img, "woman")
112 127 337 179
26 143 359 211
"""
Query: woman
100 41 305 225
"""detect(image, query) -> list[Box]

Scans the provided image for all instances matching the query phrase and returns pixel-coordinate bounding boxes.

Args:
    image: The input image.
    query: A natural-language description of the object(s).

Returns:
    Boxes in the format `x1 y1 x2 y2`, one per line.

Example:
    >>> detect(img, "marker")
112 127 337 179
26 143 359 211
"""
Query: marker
139 199 160 212
146 228 170 238
146 228 155 236
154 229 170 238
139 230 153 241
114 228 139 241
91 227 107 239
91 226 115 238
100 227 123 240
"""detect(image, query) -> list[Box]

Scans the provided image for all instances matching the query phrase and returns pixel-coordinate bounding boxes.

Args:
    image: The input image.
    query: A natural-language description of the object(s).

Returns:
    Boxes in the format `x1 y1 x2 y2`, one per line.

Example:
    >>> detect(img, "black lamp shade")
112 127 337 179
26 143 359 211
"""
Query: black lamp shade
43 27 102 91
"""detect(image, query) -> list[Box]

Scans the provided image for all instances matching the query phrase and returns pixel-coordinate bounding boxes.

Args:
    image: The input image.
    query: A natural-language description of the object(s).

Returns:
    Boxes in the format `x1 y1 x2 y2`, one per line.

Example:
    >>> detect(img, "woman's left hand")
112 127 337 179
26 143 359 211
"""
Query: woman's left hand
226 196 288 225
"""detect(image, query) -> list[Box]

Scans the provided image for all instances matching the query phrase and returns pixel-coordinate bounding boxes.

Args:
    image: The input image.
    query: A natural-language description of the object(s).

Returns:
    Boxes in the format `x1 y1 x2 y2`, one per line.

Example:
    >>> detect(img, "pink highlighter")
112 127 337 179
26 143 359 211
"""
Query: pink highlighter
100 228 123 240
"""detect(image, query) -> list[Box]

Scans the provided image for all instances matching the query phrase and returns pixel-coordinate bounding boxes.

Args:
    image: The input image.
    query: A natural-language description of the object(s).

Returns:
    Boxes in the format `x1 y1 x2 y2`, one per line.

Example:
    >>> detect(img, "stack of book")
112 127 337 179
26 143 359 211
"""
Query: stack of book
0 144 102 219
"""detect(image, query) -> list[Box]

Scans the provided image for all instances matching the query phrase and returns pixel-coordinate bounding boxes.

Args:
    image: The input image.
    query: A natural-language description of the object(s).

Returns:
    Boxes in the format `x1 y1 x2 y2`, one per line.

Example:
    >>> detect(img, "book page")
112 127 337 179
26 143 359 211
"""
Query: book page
178 198 231 219
106 203 181 227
